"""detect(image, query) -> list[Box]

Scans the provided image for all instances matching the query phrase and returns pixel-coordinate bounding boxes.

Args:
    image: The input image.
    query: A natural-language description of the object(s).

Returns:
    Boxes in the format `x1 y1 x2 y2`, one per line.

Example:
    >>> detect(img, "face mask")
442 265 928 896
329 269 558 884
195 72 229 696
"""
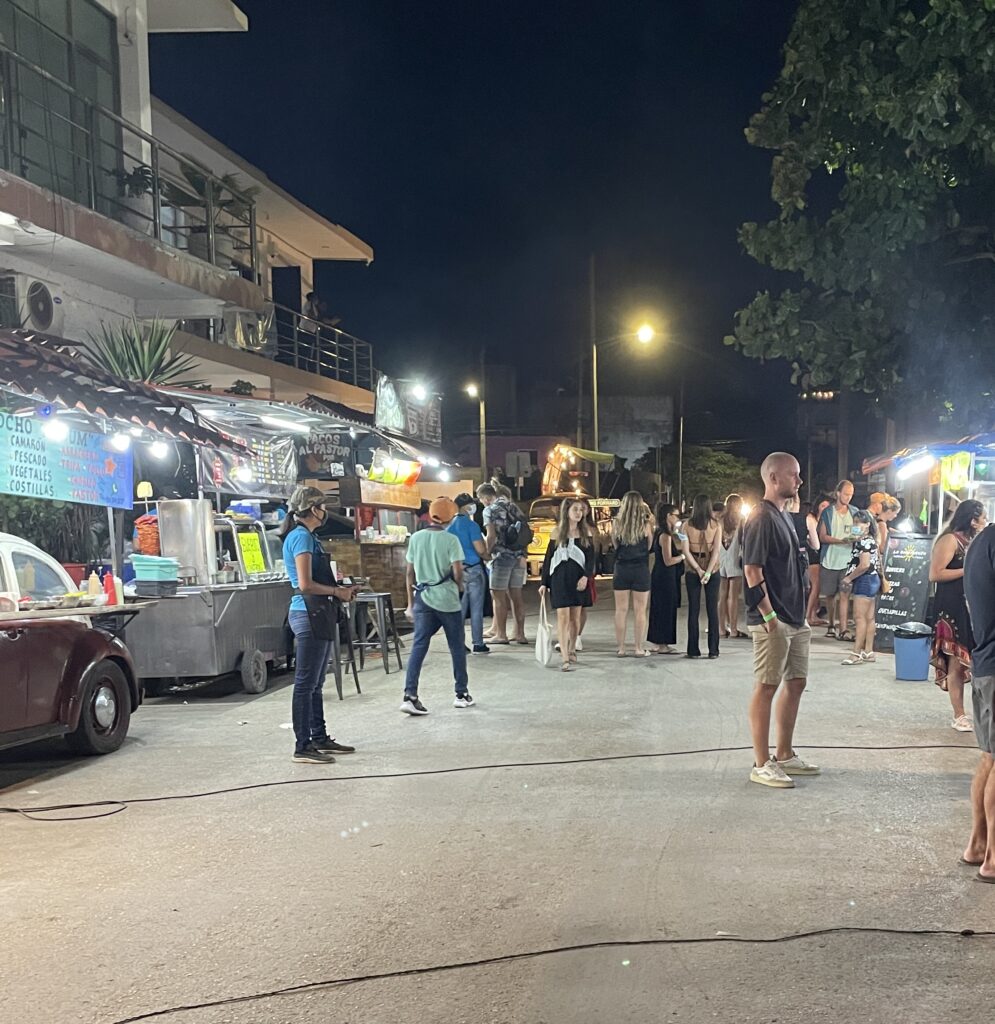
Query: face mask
313 506 327 524
464 504 477 517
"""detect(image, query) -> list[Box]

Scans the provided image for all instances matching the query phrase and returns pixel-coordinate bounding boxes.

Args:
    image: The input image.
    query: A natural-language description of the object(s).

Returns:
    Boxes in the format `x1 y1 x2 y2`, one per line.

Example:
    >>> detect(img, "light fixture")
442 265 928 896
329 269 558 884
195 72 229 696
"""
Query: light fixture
234 464 254 483
348 427 357 439
261 415 311 434
109 433 131 452
438 469 451 482
465 383 479 398
42 419 69 442
426 457 440 468
636 323 655 344
149 441 169 459
897 454 936 481
410 382 428 402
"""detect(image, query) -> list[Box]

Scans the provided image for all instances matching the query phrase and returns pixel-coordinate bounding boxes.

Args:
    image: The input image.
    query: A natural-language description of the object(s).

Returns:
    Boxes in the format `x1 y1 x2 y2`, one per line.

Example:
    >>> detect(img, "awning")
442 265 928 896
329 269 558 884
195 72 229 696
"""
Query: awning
862 438 995 475
0 330 248 452
301 394 375 430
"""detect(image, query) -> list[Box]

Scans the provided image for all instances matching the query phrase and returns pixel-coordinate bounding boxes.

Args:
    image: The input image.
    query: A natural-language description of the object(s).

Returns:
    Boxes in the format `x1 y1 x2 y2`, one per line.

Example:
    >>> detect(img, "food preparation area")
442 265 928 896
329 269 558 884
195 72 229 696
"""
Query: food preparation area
2 603 993 1024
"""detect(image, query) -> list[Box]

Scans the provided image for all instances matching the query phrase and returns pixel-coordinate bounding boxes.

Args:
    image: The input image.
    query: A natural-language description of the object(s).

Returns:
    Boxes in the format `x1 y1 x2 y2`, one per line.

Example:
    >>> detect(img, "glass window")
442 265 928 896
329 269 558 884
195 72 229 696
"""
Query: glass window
37 0 69 35
70 0 112 64
12 551 67 599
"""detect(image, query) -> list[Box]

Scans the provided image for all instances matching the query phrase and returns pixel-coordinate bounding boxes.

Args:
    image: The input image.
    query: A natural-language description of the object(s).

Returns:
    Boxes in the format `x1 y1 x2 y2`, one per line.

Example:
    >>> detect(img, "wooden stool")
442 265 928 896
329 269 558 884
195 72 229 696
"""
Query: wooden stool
354 592 404 673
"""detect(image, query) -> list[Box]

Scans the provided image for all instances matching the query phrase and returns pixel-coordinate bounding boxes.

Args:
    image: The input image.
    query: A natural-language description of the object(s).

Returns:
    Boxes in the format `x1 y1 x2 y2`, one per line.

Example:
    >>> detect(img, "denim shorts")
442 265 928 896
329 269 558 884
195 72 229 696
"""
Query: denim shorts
851 572 881 598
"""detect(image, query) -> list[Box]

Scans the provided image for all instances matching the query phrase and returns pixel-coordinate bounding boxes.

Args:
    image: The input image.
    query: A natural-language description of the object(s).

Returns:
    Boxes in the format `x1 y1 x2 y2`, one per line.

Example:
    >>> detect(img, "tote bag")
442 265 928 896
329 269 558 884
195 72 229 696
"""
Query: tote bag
535 595 555 667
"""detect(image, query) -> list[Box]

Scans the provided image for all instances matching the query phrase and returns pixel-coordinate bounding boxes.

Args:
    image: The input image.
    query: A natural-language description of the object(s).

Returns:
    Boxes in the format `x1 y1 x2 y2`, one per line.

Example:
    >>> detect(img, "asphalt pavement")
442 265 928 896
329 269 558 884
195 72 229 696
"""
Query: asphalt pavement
1 593 992 1024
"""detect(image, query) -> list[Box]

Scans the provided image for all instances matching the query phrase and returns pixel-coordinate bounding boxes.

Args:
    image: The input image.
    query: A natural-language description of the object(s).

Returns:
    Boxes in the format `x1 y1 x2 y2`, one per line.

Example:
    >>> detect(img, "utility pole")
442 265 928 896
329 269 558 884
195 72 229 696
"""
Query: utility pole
676 377 685 509
589 254 599 497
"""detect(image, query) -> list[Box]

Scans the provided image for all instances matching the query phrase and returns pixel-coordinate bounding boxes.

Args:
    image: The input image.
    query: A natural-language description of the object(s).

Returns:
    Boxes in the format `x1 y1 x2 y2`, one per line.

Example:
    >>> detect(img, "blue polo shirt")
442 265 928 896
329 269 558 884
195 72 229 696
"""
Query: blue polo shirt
283 525 322 612
447 513 483 567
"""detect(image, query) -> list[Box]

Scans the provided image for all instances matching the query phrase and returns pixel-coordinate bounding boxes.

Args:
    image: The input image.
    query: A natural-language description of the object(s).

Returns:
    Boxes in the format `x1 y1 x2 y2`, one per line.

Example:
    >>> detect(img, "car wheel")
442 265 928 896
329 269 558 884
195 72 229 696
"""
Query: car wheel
66 660 131 756
240 648 268 694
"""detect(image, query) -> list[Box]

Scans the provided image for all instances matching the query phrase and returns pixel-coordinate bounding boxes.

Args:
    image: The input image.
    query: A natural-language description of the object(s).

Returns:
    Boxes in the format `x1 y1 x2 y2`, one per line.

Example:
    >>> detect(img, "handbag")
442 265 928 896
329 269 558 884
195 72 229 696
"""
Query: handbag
535 595 555 667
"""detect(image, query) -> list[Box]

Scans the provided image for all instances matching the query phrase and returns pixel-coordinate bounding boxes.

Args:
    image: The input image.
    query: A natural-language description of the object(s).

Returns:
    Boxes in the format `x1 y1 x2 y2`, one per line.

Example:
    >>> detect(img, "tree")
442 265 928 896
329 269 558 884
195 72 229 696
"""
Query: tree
637 445 760 502
726 0 995 433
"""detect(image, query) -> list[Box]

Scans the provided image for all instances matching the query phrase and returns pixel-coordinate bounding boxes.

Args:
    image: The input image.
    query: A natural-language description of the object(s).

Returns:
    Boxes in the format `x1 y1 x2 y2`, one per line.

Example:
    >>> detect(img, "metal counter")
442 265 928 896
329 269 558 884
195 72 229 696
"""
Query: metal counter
124 579 293 694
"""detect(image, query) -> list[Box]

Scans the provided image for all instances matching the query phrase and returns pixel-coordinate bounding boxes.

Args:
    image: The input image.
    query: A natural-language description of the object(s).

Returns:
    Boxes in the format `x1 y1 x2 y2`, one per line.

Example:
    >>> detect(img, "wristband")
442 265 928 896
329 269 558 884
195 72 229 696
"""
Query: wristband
762 610 778 623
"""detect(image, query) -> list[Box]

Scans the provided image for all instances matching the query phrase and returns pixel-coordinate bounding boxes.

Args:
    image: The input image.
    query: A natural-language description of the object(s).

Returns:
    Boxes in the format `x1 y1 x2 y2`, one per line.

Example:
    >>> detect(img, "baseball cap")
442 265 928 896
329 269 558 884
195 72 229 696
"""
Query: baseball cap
429 496 458 524
288 485 328 514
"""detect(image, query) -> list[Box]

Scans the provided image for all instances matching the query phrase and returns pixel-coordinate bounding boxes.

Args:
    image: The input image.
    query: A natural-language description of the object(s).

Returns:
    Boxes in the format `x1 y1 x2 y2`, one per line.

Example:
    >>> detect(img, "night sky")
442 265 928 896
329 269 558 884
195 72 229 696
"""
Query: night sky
151 1 800 459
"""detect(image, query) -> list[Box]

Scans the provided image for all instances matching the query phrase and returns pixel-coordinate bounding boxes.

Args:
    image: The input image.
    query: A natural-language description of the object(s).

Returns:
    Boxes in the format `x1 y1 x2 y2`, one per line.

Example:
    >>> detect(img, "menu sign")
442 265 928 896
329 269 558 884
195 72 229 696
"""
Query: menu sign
375 374 443 446
201 432 297 499
297 431 354 480
0 415 133 509
874 533 933 652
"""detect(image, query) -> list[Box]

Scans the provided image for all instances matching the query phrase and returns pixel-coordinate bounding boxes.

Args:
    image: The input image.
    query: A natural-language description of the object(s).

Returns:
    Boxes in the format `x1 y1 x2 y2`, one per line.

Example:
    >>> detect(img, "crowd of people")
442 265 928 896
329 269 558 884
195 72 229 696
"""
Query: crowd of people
277 465 995 880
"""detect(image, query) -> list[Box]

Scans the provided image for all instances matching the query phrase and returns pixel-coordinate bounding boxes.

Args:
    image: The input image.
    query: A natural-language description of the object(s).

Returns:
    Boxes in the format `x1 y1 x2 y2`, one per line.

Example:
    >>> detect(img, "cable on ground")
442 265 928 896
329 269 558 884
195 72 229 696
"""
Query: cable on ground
0 742 975 822
103 925 994 1023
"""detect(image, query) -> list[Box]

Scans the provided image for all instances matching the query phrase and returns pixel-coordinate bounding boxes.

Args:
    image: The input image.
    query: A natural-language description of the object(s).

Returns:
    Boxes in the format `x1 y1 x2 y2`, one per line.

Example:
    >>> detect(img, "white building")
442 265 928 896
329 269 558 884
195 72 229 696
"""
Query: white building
0 0 376 413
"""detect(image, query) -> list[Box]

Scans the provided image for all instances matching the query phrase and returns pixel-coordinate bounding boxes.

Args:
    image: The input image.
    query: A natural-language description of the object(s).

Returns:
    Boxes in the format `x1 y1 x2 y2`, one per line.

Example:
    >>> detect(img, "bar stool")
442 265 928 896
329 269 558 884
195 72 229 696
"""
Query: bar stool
329 610 361 700
354 592 404 673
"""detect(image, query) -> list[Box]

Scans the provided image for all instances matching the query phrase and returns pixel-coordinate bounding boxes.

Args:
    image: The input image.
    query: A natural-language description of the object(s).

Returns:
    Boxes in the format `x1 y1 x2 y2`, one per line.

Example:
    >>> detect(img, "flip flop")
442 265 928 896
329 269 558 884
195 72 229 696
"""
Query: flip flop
734 631 749 639
633 650 652 658
975 872 995 883
560 662 575 672
514 638 530 645
616 651 627 658
961 857 984 866
490 638 511 646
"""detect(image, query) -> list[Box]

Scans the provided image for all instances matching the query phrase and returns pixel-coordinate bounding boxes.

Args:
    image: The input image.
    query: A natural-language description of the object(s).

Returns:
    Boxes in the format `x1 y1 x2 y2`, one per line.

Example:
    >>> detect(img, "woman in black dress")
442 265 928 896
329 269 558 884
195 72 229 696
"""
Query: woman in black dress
648 503 684 655
929 499 988 731
611 491 655 657
539 497 595 672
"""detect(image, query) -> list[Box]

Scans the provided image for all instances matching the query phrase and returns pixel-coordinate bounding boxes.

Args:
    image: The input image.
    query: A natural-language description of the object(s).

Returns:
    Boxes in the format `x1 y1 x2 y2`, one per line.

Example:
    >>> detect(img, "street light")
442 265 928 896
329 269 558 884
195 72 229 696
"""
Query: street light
410 382 428 402
590 325 655 496
465 382 486 484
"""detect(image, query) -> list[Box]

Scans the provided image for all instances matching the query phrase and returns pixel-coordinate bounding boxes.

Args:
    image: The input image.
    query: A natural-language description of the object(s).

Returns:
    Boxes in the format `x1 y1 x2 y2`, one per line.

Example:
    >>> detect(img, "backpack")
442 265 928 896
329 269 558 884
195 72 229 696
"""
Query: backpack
502 503 534 551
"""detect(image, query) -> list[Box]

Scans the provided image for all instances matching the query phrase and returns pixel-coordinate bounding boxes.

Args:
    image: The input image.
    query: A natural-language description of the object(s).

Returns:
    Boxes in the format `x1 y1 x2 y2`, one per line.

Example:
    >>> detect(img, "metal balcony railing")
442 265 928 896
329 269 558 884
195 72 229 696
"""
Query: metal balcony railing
177 300 375 392
0 45 258 277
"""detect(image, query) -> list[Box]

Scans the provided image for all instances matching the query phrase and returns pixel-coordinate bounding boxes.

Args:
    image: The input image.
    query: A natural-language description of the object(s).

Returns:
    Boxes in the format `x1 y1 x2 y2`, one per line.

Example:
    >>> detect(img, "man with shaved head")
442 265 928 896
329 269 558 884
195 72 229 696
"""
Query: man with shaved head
742 452 821 788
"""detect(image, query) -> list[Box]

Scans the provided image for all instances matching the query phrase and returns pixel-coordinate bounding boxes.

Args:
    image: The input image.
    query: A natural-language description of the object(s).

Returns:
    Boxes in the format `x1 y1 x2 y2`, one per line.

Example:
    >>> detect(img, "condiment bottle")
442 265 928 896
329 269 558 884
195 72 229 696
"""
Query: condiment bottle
87 570 101 596
113 575 124 605
103 571 116 603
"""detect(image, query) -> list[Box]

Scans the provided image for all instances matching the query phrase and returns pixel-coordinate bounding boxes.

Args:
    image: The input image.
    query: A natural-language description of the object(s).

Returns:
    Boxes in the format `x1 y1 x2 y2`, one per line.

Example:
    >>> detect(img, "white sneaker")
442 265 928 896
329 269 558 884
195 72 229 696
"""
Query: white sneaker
576 636 583 651
777 752 821 776
750 759 795 788
953 715 973 733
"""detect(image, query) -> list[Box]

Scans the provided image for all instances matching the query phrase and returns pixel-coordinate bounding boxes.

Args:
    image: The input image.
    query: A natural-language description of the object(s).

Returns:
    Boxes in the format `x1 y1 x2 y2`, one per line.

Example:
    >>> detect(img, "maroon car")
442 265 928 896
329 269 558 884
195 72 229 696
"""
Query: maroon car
0 617 140 755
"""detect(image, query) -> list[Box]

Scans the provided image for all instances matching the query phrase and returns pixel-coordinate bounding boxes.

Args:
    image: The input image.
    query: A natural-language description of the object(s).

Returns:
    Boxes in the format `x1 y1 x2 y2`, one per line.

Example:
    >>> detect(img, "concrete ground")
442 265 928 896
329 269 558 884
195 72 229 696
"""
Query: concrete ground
2 590 993 1024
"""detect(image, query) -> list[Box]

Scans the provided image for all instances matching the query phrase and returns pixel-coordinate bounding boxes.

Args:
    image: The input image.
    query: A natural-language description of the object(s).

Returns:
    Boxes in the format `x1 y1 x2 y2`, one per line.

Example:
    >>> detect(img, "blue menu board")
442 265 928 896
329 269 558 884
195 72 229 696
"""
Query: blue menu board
0 415 133 509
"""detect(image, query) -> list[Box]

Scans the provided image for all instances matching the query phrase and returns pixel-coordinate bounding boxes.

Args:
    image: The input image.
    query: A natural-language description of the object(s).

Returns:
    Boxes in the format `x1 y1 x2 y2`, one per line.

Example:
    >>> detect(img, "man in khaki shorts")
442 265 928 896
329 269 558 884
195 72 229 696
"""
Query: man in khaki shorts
742 452 821 789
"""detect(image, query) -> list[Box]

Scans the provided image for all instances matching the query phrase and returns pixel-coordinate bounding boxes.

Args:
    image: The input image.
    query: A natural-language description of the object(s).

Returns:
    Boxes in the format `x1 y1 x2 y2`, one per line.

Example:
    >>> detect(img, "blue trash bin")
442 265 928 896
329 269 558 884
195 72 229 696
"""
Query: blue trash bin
894 621 932 681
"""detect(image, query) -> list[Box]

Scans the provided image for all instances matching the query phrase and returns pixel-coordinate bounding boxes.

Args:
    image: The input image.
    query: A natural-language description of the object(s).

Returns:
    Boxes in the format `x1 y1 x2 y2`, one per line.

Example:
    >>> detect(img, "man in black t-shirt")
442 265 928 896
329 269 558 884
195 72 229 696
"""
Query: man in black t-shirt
962 523 995 880
742 452 820 789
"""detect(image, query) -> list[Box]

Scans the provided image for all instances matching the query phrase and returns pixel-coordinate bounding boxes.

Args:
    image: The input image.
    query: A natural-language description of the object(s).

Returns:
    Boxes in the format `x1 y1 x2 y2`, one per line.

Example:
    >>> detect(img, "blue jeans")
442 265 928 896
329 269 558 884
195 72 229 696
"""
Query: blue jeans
404 592 469 697
461 562 486 647
289 609 331 753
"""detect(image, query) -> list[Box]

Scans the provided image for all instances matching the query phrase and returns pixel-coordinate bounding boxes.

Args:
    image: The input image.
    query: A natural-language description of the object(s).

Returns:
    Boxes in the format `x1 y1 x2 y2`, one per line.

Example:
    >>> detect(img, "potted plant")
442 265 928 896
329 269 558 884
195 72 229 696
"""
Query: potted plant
85 317 207 388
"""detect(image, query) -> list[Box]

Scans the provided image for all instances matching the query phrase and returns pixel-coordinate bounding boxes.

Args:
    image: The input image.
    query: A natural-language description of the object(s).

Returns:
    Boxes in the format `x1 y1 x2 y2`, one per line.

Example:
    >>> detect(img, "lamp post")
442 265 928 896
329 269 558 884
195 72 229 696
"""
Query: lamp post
590 322 655 497
465 383 486 484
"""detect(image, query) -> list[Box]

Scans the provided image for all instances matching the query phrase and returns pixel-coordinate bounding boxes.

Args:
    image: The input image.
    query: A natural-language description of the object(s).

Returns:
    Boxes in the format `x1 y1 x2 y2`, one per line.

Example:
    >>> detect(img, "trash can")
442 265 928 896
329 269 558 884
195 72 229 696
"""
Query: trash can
894 621 932 681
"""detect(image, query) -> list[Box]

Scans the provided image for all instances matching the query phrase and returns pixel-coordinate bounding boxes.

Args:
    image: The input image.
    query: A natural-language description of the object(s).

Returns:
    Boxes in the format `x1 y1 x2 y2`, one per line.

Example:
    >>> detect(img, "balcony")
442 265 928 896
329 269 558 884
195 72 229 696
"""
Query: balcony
0 44 258 280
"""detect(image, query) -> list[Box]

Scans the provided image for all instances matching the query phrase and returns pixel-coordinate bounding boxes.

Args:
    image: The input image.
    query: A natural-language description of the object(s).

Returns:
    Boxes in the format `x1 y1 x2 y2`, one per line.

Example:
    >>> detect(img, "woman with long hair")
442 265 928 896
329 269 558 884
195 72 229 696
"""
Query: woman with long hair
681 493 722 658
802 498 824 624
647 502 683 655
611 491 654 657
279 486 360 764
539 498 595 671
718 493 746 638
930 499 988 731
839 509 883 666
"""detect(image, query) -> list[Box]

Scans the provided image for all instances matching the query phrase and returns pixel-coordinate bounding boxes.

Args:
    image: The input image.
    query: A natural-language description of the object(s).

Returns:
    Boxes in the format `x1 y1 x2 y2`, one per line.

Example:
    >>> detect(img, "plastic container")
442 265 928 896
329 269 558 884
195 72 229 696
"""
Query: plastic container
894 621 932 681
129 554 180 582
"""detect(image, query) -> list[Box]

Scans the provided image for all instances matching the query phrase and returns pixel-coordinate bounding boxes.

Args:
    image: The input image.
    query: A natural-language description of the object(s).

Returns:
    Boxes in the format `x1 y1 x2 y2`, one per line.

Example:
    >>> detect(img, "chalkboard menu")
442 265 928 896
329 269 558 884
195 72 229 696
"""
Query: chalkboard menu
875 533 934 652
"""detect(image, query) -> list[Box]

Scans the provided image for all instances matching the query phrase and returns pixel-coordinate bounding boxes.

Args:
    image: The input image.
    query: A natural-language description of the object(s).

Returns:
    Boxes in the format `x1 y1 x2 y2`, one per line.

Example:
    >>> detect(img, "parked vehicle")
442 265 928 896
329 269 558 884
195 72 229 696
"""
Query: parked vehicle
0 533 140 755
525 495 620 576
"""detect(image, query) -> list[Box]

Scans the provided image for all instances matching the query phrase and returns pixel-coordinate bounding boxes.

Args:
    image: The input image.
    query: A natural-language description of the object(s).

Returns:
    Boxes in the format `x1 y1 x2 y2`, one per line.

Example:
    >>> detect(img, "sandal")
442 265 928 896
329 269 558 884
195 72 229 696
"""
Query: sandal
824 627 837 639
560 662 575 672
837 631 854 642
616 650 627 658
734 631 749 639
633 649 651 658
841 653 863 666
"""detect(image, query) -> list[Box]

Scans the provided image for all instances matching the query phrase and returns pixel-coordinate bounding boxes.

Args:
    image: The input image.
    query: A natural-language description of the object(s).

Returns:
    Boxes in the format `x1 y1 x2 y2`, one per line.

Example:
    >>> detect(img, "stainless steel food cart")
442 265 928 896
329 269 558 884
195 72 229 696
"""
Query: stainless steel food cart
124 499 293 694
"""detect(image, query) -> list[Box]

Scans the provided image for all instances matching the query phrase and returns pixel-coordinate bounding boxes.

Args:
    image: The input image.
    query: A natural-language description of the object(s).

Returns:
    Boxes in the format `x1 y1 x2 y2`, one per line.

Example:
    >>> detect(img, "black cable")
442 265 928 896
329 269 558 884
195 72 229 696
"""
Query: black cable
104 925 993 1023
0 742 975 822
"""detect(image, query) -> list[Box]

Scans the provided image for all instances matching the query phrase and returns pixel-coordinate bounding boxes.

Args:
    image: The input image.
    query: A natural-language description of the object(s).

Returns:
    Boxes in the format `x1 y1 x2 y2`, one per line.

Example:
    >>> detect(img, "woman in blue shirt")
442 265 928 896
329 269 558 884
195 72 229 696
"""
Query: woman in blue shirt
279 486 360 764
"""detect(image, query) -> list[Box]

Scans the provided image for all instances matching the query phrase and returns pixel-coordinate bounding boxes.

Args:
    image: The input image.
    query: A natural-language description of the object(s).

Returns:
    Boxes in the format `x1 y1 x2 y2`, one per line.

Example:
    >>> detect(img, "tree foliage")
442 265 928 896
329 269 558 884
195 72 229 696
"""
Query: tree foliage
726 0 995 431
637 445 760 503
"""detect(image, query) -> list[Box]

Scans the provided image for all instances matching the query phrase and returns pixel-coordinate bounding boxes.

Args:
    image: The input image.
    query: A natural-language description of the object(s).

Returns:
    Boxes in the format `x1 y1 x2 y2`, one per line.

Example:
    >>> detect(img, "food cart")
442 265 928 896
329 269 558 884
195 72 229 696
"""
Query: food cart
325 476 421 610
124 498 294 695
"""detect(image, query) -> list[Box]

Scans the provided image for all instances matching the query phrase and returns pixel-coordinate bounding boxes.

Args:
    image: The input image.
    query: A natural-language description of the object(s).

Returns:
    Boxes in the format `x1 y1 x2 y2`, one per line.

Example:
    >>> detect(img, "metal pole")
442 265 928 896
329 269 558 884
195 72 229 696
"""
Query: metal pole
479 397 487 487
592 340 600 498
676 377 685 510
106 505 119 579
150 142 162 241
579 252 595 447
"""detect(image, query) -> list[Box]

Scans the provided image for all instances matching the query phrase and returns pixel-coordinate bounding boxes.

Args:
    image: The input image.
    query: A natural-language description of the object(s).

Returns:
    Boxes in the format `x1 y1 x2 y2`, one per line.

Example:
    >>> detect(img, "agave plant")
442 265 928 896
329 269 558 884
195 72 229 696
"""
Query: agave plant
85 317 207 388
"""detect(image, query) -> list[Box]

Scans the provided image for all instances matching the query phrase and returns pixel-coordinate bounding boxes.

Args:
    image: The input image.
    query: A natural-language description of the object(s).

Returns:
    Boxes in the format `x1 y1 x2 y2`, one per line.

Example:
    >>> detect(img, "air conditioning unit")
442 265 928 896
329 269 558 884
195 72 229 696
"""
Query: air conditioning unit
0 275 65 335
